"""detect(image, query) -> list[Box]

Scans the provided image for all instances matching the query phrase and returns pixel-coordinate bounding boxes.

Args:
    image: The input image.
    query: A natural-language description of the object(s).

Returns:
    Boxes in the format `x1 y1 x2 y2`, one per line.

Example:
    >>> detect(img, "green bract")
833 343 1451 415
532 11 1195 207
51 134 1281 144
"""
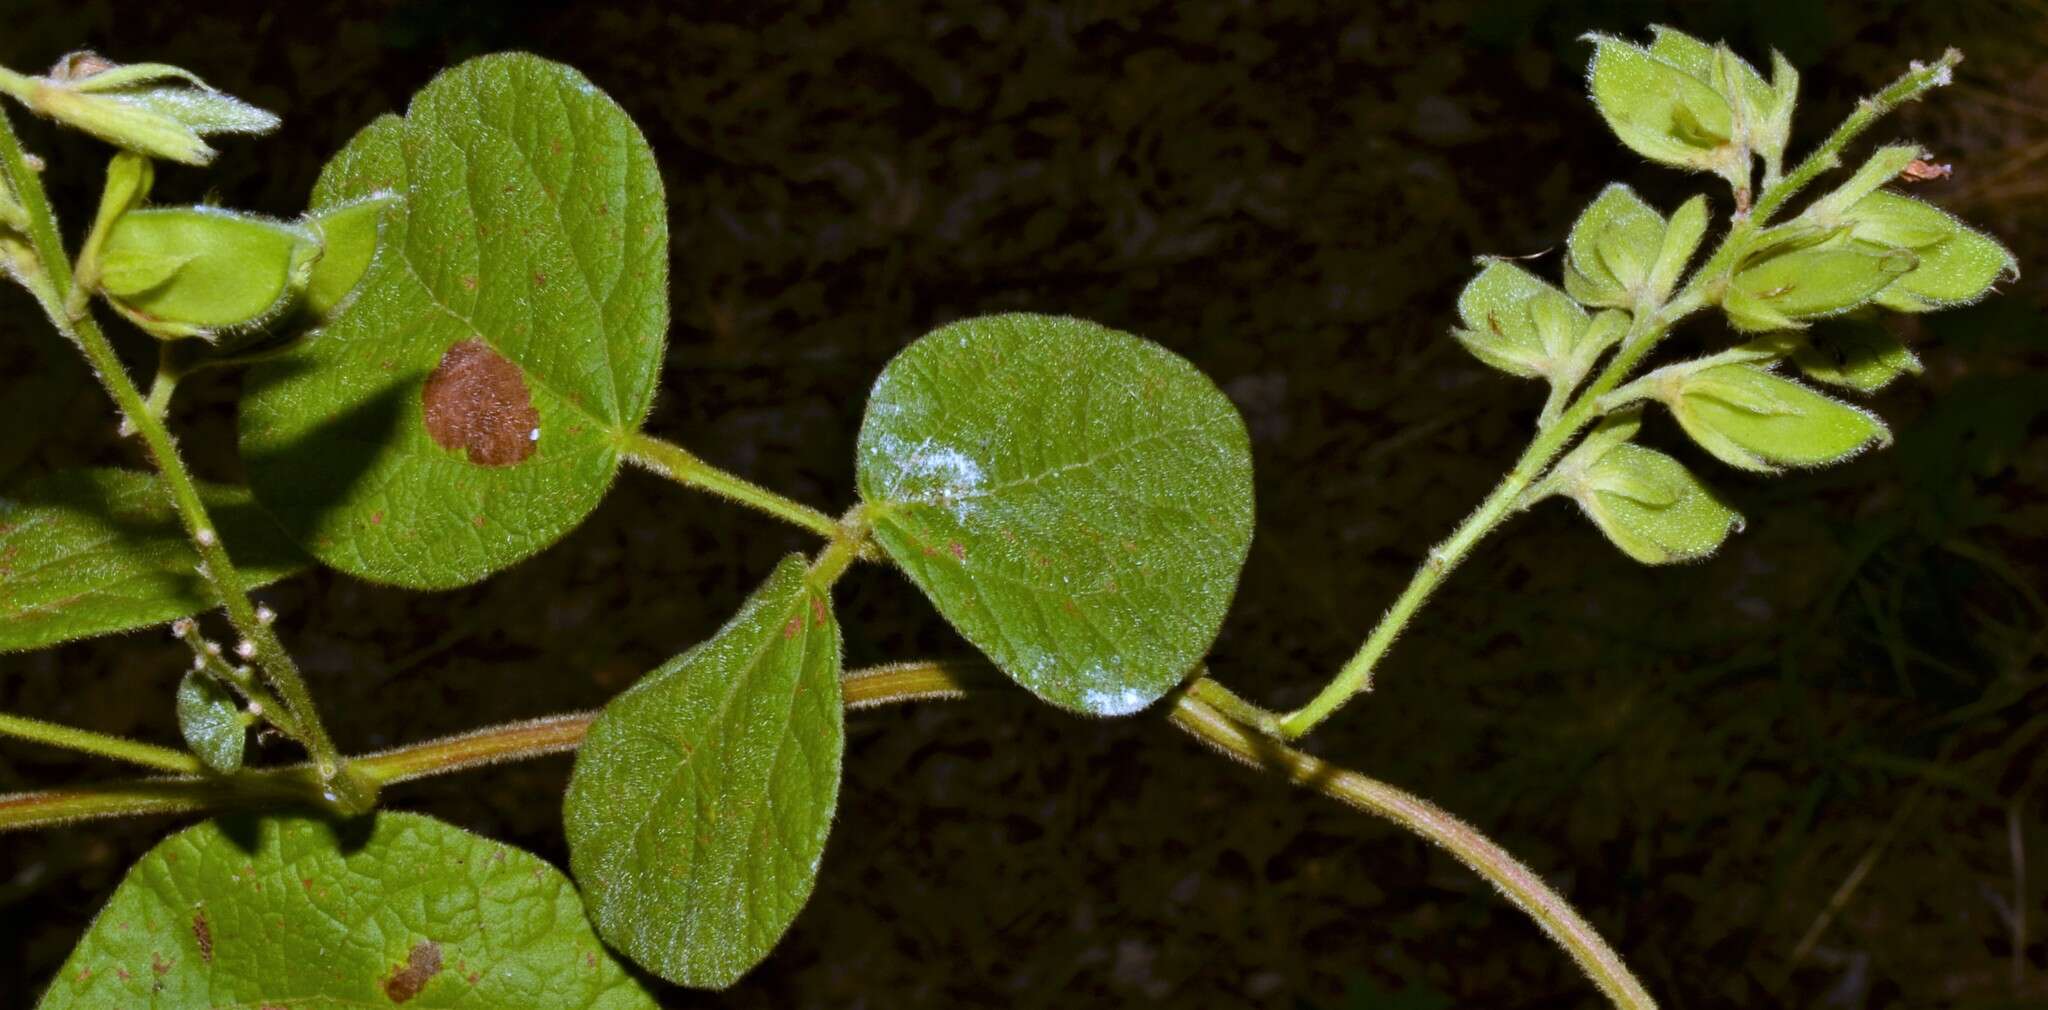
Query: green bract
1572 441 1742 564
238 53 668 589
1843 191 2016 311
38 813 657 1009
1786 321 1923 393
564 556 842 989
301 192 397 318
1565 185 1709 311
0 469 305 652
1661 363 1889 472
1585 33 1740 182
2 54 278 166
855 314 1255 716
174 669 245 773
97 207 320 340
1724 241 1918 332
1454 260 1621 388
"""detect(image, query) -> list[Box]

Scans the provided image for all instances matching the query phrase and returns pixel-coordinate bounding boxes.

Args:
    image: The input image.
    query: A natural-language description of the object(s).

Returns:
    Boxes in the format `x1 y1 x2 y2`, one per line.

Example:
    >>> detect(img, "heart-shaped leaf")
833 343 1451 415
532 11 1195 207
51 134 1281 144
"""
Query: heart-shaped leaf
37 813 657 1009
564 555 843 989
0 469 306 652
239 53 667 589
855 313 1255 716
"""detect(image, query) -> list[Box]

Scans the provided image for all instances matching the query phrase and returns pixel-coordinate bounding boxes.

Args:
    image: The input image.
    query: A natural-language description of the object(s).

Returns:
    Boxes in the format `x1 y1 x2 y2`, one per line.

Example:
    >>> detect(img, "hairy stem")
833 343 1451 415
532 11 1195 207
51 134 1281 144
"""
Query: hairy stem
0 711 204 775
1173 689 1658 1010
0 106 360 809
1277 49 1961 740
0 661 995 832
623 429 844 541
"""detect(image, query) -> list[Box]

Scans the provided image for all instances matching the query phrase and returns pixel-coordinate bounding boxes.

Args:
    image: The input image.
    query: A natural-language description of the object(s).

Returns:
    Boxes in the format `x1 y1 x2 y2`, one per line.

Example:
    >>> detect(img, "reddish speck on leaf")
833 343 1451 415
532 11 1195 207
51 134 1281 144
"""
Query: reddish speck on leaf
421 339 540 467
810 596 829 627
192 912 212 963
382 940 443 1003
947 541 966 561
782 615 802 640
152 951 173 976
370 511 384 526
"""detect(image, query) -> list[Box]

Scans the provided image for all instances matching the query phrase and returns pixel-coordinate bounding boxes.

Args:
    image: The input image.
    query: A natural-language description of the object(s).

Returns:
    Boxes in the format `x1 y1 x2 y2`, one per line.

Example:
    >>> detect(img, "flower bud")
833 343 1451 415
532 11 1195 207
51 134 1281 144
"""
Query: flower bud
0 52 278 166
96 206 321 340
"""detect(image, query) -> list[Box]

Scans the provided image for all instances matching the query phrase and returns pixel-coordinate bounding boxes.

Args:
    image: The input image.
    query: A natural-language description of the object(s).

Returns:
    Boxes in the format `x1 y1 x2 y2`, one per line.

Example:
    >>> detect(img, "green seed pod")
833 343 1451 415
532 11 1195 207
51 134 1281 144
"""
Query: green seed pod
96 207 322 341
301 193 397 319
0 53 277 166
1662 362 1889 472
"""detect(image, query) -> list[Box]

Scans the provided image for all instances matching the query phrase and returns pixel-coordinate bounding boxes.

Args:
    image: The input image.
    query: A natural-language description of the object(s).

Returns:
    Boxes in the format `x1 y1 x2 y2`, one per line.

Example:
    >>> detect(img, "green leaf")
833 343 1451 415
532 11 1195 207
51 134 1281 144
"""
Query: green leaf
1564 184 1665 308
37 812 657 1009
1454 260 1587 378
1585 34 1738 175
855 314 1255 716
1572 442 1742 564
1789 319 1923 393
564 555 842 988
0 469 306 653
1727 241 1917 330
239 53 668 589
1843 192 2017 311
1666 363 1890 472
174 670 245 773
98 207 320 341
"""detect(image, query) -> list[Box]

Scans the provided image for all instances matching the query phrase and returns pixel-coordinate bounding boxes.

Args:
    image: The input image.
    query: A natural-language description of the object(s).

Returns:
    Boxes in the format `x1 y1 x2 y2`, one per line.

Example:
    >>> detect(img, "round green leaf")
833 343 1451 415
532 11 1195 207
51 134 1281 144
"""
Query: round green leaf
564 555 843 989
0 469 307 653
855 313 1255 716
36 813 657 1009
239 53 668 589
175 670 246 773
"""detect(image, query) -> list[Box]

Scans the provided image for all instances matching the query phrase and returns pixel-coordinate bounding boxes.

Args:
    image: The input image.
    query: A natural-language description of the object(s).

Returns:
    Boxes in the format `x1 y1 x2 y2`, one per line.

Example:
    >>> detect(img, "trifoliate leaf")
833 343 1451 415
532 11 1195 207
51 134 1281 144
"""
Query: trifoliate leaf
1586 34 1739 176
564 555 842 989
37 813 657 1009
174 670 245 773
855 314 1255 716
0 469 306 652
1665 363 1890 471
1572 443 1742 564
238 54 668 589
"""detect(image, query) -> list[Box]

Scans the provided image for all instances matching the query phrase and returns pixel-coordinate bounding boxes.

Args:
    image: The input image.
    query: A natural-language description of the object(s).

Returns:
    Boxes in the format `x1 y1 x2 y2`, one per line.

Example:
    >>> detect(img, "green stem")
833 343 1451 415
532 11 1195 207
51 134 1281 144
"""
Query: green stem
173 617 305 742
1277 49 1962 741
1172 689 1658 1010
622 429 843 541
140 341 180 420
0 711 204 775
0 105 363 812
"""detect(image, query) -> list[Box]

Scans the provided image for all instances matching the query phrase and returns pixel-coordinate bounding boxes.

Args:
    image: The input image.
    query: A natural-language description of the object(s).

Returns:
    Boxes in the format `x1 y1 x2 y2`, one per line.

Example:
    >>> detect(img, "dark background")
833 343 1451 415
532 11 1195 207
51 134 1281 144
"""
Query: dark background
3 2 2044 1007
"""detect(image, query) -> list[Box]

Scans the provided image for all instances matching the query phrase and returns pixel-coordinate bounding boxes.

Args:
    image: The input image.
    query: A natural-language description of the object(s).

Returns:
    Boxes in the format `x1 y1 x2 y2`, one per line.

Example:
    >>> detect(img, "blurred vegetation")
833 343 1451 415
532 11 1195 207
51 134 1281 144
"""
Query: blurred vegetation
1 2 2042 1007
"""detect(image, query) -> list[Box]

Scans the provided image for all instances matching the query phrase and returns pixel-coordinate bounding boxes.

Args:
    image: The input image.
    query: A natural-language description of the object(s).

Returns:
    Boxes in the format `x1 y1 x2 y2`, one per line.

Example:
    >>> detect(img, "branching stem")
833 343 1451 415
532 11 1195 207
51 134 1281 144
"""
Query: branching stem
0 105 361 810
1276 49 1962 740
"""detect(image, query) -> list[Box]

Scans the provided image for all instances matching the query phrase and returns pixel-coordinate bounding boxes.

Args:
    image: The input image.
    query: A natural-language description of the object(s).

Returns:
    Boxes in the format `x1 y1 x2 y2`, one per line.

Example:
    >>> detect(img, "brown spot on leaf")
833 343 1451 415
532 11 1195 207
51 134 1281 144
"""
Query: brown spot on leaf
810 596 829 628
947 541 966 561
192 912 212 963
152 951 172 976
531 270 548 289
782 615 802 640
472 515 487 528
421 339 540 467
383 940 443 1003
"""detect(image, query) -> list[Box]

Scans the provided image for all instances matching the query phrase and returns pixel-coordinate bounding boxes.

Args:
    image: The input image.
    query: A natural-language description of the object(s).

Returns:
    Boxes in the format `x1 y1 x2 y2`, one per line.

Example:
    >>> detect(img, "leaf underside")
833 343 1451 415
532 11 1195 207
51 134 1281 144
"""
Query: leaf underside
0 468 305 652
